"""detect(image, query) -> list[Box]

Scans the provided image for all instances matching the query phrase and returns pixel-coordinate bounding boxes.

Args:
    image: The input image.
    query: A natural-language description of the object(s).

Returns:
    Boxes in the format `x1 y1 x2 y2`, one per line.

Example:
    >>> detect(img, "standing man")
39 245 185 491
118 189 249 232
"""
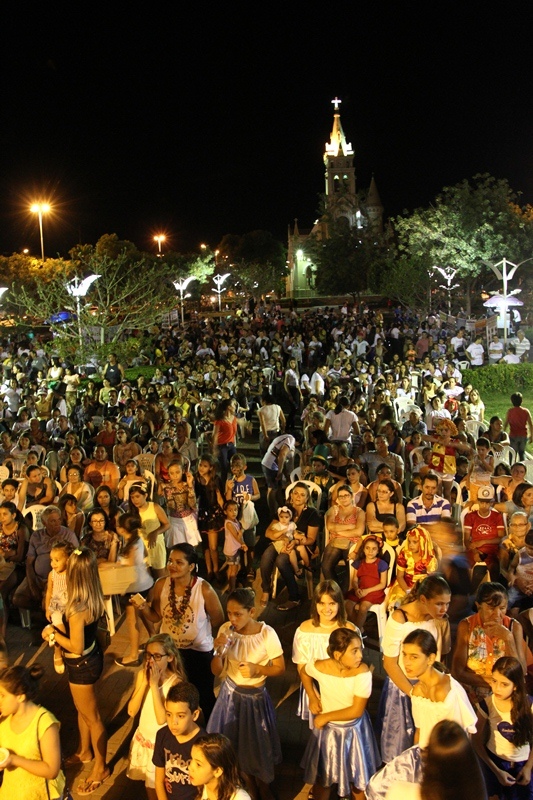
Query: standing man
101 352 125 388
466 335 485 367
261 433 296 516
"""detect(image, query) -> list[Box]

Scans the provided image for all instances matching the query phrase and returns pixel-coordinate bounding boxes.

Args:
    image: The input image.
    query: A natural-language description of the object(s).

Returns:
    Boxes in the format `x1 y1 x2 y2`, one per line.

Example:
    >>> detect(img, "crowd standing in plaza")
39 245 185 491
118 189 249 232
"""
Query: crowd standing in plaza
0 299 530 797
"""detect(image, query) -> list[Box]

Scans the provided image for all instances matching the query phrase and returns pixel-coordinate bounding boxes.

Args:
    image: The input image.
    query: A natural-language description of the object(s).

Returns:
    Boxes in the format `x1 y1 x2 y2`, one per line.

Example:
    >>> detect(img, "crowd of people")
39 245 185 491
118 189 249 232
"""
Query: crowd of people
0 300 530 798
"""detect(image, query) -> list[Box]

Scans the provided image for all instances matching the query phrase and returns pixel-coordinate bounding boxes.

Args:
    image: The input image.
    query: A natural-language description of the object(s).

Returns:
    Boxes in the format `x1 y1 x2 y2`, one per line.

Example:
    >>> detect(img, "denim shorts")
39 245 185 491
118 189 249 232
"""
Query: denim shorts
64 642 103 685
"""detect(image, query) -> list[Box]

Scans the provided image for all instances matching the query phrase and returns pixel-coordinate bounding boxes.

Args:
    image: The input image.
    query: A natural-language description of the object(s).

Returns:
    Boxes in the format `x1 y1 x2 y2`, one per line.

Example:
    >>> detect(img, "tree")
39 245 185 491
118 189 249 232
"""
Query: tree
393 174 533 314
9 237 179 364
306 218 389 299
216 230 286 296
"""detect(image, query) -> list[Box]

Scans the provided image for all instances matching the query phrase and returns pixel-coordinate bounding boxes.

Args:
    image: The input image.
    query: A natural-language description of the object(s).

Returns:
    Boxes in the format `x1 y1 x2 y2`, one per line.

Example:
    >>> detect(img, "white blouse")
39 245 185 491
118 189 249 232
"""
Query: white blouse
411 675 477 747
305 660 372 724
220 621 283 688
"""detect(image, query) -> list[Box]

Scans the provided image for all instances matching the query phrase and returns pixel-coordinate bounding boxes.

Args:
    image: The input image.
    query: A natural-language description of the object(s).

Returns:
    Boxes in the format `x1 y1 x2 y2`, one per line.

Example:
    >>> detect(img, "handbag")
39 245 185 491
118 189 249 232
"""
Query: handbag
96 611 111 652
36 712 73 800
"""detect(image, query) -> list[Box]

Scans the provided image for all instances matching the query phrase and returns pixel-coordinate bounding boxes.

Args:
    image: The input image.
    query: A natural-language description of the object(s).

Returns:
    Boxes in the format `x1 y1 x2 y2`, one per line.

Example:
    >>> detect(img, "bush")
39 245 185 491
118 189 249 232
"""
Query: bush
461 363 533 393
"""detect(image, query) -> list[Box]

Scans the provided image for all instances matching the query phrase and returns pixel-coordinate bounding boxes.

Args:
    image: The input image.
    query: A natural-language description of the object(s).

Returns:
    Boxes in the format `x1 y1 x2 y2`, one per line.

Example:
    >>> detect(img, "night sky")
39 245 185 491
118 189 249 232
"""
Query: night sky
1 5 532 258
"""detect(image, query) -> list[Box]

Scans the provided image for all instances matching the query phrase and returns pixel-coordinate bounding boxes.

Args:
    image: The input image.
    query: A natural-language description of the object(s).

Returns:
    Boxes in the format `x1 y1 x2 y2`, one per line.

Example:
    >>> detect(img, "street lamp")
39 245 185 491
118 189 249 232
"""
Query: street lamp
66 274 101 351
432 266 460 316
30 202 51 261
173 277 197 327
154 234 166 256
482 257 533 344
212 273 230 312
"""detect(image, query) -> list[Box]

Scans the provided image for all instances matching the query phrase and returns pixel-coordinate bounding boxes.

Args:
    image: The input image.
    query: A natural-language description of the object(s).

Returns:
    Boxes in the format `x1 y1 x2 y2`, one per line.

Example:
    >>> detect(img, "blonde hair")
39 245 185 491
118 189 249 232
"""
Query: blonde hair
145 633 187 680
65 547 105 622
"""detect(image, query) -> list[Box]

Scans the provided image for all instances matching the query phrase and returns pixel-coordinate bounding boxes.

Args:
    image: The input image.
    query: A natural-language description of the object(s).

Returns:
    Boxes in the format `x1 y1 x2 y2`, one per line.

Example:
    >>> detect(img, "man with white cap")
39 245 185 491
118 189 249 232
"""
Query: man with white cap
463 484 505 579
400 408 427 442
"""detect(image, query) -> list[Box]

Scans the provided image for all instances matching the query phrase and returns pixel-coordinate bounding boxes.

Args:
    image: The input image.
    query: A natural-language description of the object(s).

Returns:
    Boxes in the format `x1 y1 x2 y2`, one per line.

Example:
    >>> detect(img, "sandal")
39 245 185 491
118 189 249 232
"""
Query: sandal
277 599 301 611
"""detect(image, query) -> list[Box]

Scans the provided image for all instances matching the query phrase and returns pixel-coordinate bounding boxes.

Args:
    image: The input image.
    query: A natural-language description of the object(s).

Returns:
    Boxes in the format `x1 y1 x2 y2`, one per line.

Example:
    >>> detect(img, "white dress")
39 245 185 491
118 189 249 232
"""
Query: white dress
292 624 339 725
128 674 177 787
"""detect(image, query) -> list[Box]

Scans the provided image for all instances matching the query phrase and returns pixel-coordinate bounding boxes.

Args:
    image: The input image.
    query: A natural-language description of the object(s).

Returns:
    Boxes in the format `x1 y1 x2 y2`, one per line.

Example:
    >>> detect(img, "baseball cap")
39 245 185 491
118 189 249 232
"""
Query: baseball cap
478 485 495 501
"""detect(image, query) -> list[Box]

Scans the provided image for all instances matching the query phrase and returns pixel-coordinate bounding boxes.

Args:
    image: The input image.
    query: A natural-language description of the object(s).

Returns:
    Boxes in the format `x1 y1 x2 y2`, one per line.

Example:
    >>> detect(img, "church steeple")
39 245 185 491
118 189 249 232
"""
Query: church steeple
366 174 383 233
324 97 356 201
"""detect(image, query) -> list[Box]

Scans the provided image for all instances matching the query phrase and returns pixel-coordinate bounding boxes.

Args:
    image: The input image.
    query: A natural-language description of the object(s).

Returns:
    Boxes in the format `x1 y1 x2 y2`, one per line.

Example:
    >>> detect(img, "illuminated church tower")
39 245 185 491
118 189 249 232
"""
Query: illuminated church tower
287 98 383 297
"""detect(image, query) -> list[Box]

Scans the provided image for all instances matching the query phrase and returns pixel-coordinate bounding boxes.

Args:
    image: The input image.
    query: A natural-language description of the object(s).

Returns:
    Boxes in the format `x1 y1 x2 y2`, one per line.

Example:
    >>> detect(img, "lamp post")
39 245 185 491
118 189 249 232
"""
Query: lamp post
433 266 460 316
482 257 533 344
173 277 197 327
66 274 101 351
212 273 230 312
154 234 166 256
30 202 51 261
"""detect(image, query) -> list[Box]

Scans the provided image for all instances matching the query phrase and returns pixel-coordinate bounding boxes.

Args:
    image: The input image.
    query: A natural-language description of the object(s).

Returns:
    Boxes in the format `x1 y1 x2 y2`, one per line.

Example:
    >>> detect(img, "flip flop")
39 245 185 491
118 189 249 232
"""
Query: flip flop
115 656 140 667
64 753 93 767
77 777 108 795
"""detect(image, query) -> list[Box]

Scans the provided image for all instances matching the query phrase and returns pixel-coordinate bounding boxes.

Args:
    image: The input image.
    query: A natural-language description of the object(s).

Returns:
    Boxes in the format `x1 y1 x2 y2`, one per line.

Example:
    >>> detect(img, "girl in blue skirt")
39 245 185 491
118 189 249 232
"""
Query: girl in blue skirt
208 588 285 800
301 627 380 800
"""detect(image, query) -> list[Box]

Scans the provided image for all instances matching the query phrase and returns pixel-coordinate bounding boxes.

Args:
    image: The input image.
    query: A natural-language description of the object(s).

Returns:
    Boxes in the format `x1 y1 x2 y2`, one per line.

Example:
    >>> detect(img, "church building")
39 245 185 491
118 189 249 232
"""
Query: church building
286 98 383 298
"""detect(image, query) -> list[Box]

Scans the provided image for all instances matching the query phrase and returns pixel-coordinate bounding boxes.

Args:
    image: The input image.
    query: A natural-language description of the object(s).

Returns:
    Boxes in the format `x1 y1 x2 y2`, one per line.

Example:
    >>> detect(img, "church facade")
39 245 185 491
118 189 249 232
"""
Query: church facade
286 98 383 298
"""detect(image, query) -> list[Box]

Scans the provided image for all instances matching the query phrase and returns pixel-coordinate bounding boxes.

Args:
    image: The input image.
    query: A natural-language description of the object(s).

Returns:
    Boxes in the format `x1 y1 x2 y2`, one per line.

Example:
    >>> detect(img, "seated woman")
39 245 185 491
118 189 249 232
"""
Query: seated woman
451 581 526 704
81 508 119 564
260 482 320 611
321 485 365 588
59 463 94 512
365 478 406 538
57 493 85 538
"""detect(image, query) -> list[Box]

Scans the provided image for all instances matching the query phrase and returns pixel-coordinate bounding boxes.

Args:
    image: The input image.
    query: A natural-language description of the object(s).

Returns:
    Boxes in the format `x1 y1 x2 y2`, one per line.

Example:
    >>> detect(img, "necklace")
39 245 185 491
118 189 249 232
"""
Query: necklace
319 620 338 630
168 577 194 626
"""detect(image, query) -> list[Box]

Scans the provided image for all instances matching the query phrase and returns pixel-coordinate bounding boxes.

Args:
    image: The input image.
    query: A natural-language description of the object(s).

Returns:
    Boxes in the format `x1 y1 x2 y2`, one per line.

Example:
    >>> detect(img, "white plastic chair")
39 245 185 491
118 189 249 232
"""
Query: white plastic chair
23 504 47 531
393 398 421 426
492 445 516 468
464 419 481 440
285 480 322 512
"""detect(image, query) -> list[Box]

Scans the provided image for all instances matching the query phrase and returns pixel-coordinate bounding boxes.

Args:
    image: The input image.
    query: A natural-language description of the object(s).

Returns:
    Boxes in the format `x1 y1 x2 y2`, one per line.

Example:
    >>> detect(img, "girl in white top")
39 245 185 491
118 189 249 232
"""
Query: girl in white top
367 629 476 800
292 580 355 726
189 733 251 800
301 627 380 800
208 588 285 796
474 655 533 798
378 575 452 763
126 634 186 799
109 512 154 667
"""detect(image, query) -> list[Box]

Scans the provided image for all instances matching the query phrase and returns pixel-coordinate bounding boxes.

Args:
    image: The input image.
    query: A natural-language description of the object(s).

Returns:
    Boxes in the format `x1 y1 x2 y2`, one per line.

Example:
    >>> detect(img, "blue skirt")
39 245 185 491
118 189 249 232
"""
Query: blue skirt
376 676 415 763
366 745 422 800
301 713 381 797
207 677 282 783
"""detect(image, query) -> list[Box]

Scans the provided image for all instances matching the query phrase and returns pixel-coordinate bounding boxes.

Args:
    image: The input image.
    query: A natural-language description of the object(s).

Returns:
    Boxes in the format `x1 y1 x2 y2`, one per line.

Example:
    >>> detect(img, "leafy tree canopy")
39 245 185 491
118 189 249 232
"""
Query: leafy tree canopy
216 230 286 296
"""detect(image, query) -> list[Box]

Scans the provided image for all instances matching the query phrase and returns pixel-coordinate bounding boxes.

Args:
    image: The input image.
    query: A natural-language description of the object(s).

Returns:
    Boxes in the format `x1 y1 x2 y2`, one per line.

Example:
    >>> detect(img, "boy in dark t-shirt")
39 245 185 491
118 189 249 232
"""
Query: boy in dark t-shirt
153 682 206 800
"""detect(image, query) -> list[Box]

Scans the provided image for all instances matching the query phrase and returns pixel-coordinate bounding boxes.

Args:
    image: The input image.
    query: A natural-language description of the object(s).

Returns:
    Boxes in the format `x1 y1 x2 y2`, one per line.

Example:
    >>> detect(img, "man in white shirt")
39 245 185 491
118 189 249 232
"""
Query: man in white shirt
510 330 530 362
466 335 485 367
309 366 327 399
488 334 504 364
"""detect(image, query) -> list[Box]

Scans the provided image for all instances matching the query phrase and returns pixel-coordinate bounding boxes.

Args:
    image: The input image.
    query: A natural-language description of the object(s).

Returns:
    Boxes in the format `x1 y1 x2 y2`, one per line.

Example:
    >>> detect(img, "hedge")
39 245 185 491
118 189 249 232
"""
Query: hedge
461 363 533 393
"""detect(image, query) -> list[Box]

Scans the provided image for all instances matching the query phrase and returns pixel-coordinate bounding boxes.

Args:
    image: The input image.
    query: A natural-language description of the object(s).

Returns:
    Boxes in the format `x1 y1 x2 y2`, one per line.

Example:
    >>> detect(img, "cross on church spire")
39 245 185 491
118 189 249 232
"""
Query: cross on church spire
331 97 341 111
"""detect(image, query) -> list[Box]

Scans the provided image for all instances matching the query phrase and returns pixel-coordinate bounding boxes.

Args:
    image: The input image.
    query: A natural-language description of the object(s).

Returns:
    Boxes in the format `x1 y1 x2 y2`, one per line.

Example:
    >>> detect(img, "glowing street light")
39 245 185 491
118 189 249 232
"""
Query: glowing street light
66 274 101 350
212 273 230 312
432 266 460 316
173 277 197 327
481 257 533 343
30 202 51 261
154 234 166 256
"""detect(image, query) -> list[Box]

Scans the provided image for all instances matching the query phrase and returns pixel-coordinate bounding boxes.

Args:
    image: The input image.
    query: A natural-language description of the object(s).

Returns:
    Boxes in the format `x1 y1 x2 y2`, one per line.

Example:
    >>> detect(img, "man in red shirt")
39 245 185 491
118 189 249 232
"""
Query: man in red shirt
463 484 505 579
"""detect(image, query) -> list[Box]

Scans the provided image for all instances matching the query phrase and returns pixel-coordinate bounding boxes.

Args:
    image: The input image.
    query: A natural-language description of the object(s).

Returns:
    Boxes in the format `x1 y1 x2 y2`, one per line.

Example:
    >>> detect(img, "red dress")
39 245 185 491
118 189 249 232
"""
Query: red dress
347 558 388 604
